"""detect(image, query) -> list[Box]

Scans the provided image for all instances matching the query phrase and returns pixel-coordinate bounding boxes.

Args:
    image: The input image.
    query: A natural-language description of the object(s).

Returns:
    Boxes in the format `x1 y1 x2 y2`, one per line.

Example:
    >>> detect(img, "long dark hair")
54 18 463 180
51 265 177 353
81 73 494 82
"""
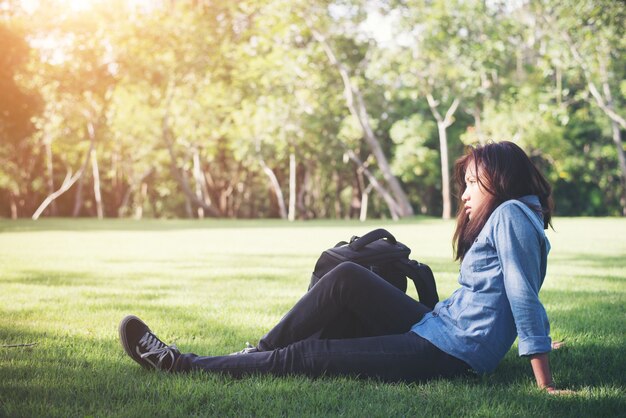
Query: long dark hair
453 141 553 261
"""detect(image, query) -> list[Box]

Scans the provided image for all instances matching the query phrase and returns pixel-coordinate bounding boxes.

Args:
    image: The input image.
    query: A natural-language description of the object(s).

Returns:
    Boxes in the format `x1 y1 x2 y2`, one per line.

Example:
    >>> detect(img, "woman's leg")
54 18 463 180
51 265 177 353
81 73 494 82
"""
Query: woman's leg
121 262 461 382
256 262 431 350
119 316 469 382
175 332 469 383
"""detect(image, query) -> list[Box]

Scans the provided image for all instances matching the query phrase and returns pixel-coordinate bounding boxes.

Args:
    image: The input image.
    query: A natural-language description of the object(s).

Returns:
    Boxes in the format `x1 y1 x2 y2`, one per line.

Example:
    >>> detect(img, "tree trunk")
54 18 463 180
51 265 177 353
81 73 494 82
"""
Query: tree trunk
468 106 485 144
32 137 95 220
316 173 326 218
288 152 296 221
91 148 103 219
255 135 287 219
111 150 121 213
162 112 221 217
119 167 153 218
259 158 287 219
427 94 460 220
345 149 400 220
437 122 452 220
183 194 193 218
230 166 247 218
44 139 57 216
9 192 17 220
350 168 363 219
297 164 310 219
310 28 414 218
119 187 132 218
134 182 148 220
72 175 85 217
192 147 206 219
73 121 98 217
333 170 343 219
360 183 373 222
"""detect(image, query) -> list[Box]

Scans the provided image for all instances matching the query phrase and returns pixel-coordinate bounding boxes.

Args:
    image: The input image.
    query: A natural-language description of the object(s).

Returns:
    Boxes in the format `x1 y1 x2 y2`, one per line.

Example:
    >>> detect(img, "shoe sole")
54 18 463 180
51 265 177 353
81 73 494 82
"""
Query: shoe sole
118 314 150 368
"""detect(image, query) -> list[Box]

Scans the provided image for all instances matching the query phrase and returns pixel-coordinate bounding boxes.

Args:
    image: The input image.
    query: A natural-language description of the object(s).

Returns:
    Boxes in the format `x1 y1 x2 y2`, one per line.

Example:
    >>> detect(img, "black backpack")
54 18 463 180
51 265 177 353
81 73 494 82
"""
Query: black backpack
308 228 439 309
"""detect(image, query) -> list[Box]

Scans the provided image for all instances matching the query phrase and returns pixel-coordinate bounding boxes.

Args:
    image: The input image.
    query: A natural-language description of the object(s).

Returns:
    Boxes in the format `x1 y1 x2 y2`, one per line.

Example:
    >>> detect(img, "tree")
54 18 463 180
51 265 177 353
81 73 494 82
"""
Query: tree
536 0 626 214
0 23 42 218
386 0 489 219
25 0 120 219
310 27 414 218
3 0 624 219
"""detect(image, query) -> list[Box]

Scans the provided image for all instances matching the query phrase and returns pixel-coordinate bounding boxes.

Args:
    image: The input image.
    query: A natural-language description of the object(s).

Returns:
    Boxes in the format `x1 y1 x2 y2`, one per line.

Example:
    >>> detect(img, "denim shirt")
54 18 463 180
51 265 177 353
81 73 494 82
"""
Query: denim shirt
411 195 551 373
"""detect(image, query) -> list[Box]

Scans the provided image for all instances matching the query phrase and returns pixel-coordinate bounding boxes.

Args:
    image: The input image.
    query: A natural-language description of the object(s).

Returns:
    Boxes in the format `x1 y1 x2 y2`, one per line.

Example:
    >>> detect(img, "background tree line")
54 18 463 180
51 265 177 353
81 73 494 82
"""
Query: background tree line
1 0 624 220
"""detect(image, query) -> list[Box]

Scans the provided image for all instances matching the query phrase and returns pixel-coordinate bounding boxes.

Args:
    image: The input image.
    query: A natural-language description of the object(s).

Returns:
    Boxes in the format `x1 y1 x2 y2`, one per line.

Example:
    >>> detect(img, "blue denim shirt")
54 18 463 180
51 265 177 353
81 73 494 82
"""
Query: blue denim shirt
411 195 551 373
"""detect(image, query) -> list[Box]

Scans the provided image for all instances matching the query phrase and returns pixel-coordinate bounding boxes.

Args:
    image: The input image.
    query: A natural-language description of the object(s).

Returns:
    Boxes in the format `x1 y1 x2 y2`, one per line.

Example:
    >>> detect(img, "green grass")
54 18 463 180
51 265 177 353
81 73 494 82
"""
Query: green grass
0 217 625 417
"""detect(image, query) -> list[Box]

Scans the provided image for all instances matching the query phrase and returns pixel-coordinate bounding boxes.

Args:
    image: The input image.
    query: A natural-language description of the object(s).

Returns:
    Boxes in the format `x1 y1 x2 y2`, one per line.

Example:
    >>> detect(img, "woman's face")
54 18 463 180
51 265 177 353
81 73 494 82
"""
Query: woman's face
461 162 490 221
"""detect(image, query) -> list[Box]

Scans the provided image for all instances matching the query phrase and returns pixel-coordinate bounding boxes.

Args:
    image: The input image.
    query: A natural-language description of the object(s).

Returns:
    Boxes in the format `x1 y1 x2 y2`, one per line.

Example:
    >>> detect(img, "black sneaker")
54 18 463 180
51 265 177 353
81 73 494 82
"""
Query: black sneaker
119 315 180 372
229 342 259 355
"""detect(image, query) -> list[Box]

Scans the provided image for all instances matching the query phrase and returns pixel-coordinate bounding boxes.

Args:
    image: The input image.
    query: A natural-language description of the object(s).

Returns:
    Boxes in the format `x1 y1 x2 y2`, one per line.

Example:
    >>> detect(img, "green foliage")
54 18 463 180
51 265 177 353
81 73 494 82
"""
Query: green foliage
389 114 440 213
0 0 624 218
0 22 43 212
390 115 438 181
0 23 40 146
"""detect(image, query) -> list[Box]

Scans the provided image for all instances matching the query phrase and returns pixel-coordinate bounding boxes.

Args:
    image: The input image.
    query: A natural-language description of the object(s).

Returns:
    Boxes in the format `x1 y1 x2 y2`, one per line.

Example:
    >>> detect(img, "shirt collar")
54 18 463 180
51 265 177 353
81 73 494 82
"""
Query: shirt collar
517 195 543 221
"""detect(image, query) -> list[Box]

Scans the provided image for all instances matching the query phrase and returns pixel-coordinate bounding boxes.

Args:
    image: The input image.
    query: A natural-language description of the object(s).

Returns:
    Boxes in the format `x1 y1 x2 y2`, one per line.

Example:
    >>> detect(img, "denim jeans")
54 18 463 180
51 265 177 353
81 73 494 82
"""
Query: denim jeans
175 262 470 382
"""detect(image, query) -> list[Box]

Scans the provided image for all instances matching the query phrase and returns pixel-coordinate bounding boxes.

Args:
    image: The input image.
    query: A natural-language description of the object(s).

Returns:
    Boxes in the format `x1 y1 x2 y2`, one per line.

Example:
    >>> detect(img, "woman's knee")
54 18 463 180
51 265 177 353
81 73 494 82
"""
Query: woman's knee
320 262 369 290
325 262 365 281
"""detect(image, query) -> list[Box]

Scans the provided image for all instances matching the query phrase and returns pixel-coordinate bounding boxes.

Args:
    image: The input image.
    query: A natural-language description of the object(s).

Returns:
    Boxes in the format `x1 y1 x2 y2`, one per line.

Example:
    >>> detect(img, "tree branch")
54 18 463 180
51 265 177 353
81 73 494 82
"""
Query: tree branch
547 14 626 130
255 138 288 220
586 81 626 130
443 98 461 128
32 137 95 220
426 94 443 123
344 149 400 220
162 109 221 217
308 24 414 217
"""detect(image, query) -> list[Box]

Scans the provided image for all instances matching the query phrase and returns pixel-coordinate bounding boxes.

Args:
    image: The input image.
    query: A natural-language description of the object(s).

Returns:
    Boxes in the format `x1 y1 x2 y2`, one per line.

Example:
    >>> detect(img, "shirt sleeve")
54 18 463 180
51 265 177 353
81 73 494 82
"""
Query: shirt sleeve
493 203 551 356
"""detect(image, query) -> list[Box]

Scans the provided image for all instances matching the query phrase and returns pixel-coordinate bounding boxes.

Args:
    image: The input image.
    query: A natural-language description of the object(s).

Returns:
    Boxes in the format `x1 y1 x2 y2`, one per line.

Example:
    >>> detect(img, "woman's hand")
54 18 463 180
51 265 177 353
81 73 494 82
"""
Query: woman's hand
551 340 566 350
543 385 576 395
543 341 576 395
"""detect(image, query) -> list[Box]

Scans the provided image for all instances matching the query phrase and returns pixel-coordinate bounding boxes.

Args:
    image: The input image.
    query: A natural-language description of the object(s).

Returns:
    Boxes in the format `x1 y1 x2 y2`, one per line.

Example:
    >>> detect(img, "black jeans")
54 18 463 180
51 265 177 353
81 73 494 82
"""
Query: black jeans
175 262 470 382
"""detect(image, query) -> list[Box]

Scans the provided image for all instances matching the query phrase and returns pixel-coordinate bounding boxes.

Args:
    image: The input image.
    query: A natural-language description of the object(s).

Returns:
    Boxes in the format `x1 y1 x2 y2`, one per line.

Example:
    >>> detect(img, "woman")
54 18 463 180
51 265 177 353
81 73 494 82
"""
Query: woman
119 141 563 392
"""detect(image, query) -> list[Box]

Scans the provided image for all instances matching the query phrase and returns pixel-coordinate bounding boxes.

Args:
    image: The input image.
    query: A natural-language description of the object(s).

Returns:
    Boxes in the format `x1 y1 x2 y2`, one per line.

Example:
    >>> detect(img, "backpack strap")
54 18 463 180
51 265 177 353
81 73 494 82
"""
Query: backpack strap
395 259 439 309
348 229 397 251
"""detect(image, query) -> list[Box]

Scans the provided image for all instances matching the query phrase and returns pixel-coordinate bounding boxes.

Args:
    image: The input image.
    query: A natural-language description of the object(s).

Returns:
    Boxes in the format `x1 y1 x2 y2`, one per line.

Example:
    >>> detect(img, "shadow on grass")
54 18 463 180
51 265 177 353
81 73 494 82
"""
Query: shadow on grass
1 308 625 417
2 328 624 417
2 241 625 416
485 288 625 390
5 286 624 390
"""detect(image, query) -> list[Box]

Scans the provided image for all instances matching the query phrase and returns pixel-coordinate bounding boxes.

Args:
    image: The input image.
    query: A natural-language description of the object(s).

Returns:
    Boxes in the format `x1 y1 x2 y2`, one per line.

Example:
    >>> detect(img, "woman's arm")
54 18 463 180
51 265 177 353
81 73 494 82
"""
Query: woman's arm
530 353 554 390
492 205 563 390
530 352 573 394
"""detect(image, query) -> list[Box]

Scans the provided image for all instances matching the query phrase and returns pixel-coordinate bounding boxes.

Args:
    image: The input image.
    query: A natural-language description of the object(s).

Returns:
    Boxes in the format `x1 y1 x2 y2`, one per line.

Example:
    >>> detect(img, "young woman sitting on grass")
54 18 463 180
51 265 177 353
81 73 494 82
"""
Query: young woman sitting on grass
119 141 567 393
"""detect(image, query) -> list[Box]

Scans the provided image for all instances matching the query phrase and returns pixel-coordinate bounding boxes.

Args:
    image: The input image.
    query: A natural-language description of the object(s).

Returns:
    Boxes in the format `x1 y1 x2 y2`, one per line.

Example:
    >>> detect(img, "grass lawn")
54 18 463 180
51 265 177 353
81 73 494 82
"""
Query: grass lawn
1 217 625 417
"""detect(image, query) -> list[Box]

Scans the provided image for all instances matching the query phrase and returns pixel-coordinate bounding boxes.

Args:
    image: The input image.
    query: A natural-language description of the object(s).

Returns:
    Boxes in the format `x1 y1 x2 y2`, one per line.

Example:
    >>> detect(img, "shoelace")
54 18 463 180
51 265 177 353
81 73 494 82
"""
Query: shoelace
230 342 258 355
242 342 256 352
138 332 178 370
240 342 258 353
